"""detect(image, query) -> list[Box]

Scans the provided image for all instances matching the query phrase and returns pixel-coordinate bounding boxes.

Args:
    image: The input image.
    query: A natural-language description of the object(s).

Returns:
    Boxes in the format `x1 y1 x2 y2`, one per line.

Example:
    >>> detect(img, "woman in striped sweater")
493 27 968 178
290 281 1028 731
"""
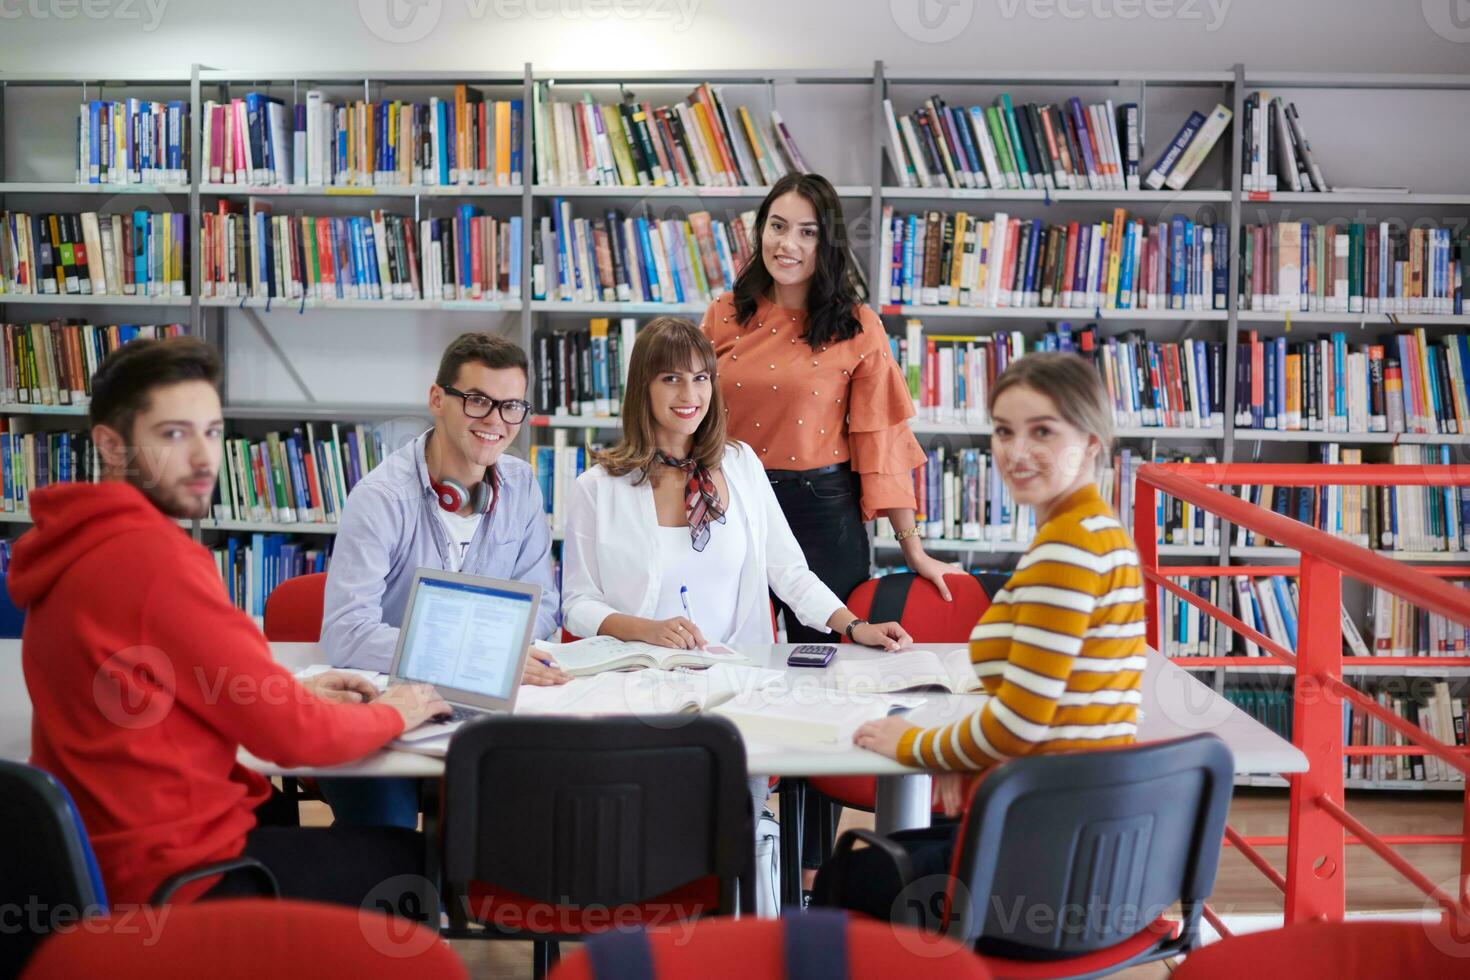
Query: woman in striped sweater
815 352 1145 919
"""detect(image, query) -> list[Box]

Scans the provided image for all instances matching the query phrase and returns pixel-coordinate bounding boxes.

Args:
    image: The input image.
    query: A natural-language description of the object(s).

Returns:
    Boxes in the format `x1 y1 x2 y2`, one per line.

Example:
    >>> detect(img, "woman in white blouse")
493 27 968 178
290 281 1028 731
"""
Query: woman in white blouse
561 316 912 653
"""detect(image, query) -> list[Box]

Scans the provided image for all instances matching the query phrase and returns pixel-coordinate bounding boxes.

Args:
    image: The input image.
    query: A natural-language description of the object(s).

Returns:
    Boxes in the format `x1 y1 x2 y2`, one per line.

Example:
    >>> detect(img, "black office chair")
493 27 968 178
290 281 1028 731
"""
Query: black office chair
0 760 277 977
440 715 756 980
822 734 1234 979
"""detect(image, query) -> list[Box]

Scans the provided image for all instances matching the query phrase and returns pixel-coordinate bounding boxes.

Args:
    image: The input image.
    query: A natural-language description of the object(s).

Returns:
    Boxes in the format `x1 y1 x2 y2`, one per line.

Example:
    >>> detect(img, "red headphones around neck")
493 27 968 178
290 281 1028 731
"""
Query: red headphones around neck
432 474 494 515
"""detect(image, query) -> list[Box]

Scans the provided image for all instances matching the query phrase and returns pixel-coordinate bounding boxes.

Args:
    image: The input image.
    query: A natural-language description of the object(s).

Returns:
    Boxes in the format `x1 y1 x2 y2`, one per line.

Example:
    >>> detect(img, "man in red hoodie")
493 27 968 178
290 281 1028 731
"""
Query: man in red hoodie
10 337 449 910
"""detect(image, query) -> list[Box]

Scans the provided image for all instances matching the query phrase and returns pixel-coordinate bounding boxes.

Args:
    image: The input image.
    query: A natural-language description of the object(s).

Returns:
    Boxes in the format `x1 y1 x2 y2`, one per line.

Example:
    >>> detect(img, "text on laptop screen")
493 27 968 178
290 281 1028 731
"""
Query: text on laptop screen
397 579 532 698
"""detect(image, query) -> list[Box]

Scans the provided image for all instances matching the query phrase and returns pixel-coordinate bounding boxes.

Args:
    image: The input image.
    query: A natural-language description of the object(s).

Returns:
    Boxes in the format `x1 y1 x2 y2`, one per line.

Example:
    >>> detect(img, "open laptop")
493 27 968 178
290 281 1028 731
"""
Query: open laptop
387 568 542 738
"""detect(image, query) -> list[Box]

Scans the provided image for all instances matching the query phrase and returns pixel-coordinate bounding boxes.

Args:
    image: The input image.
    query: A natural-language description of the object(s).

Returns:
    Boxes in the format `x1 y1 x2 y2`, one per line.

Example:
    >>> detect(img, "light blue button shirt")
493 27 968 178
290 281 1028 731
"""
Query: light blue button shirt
321 429 559 671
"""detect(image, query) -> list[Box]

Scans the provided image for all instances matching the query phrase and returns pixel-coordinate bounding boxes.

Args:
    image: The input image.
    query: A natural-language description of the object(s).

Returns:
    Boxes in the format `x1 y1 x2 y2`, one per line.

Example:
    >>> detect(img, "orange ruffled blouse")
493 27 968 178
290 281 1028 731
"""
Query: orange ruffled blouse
701 292 925 520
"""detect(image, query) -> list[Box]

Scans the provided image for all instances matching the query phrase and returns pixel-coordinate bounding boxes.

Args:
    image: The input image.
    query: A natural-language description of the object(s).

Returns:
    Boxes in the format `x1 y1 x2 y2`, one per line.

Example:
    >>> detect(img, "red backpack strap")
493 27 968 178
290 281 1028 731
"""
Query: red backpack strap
783 908 850 979
586 929 656 980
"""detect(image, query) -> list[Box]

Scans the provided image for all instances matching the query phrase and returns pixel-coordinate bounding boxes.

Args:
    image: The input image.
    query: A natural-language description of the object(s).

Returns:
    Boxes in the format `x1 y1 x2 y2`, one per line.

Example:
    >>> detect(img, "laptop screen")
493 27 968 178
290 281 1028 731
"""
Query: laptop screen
395 577 534 700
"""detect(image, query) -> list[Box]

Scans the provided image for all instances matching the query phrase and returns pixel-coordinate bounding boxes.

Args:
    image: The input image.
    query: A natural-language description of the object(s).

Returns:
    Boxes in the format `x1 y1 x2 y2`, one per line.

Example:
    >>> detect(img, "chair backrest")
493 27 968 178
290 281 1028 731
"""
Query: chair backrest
0 761 108 978
442 715 753 928
1170 919 1470 978
0 572 25 638
262 572 327 642
19 898 469 979
947 734 1234 960
845 573 992 643
548 910 994 980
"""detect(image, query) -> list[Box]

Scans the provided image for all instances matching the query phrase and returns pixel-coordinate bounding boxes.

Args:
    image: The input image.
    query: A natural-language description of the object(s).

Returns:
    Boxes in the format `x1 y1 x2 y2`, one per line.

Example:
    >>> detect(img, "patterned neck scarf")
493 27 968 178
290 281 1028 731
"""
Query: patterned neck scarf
655 449 727 552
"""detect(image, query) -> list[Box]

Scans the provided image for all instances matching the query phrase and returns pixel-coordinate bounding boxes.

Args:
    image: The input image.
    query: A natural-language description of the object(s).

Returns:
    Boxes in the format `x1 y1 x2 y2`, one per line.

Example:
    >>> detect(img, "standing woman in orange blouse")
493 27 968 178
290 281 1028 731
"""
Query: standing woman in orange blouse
701 173 960 645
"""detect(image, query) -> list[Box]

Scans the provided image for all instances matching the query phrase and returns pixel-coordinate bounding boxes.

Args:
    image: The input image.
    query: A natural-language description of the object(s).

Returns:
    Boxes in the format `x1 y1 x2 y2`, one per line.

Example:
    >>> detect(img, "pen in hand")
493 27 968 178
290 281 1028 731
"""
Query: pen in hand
680 585 705 650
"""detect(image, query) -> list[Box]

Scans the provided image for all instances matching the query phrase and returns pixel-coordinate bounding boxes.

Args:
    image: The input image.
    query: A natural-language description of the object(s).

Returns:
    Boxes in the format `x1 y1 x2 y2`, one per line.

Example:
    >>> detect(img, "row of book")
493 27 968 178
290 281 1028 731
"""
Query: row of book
531 200 756 305
212 535 330 619
532 319 637 418
1345 682 1465 784
1 210 188 298
870 446 1217 547
1242 92 1328 193
213 424 388 526
202 89 524 188
534 83 805 189
1372 584 1470 658
0 322 186 408
75 99 190 185
895 320 1225 430
1234 329 1470 435
877 209 1231 312
1238 222 1465 315
199 202 522 302
1231 444 1468 554
0 427 98 512
530 430 596 535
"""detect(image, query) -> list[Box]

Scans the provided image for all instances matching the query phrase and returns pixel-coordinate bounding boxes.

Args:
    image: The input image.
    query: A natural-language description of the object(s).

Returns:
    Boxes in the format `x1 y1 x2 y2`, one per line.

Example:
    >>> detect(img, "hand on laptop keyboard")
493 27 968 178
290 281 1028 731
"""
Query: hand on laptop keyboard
378 683 451 731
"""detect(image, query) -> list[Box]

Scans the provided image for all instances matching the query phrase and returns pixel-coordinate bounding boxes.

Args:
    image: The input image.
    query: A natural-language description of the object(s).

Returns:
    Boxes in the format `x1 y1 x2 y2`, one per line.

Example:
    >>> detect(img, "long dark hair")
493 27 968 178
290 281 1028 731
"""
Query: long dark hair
731 173 867 350
597 317 728 483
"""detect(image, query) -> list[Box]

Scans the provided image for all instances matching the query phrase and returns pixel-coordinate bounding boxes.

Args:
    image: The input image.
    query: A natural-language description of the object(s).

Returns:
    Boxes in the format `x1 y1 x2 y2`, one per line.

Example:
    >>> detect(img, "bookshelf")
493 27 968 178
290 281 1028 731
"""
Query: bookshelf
2 65 1469 755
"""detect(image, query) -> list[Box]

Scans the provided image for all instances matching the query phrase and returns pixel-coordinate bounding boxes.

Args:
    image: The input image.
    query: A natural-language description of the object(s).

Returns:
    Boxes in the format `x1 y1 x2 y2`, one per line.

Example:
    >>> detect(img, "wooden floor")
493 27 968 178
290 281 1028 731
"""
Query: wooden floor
307 787 1466 977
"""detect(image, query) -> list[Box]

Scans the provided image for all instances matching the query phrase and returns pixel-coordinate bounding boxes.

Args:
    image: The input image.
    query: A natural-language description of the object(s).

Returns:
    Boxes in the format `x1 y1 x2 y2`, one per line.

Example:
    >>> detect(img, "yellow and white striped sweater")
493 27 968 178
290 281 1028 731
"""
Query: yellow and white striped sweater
897 483 1145 770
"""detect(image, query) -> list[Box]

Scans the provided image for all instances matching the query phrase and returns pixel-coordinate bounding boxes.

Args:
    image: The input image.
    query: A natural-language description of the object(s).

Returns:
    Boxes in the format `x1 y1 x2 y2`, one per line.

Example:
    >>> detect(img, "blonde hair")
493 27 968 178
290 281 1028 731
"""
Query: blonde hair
597 317 728 481
989 353 1113 472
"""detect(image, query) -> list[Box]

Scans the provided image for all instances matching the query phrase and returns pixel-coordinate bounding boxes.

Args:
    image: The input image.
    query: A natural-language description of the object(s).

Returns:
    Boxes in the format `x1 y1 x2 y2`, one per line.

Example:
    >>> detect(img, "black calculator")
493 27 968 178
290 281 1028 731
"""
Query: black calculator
787 644 838 667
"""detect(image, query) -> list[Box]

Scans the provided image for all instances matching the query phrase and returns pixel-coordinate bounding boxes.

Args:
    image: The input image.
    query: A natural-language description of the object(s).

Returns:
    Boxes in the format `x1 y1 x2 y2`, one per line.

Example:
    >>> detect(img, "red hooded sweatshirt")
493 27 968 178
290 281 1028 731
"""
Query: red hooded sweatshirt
9 481 405 906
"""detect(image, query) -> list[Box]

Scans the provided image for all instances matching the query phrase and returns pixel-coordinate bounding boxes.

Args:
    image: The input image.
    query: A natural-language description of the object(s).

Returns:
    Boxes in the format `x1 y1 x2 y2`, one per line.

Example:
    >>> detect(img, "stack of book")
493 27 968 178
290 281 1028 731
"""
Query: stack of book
1238 222 1465 314
894 320 1224 429
1 210 188 298
533 318 637 417
200 202 521 302
877 208 1230 311
202 87 523 187
532 200 755 304
533 82 805 188
530 429 603 536
0 426 98 512
1231 444 1470 554
212 535 330 618
213 424 386 526
1234 328 1470 434
1241 92 1328 193
75 99 190 185
883 95 1157 191
1163 576 1371 660
1343 681 1465 784
1107 449 1222 549
0 322 186 408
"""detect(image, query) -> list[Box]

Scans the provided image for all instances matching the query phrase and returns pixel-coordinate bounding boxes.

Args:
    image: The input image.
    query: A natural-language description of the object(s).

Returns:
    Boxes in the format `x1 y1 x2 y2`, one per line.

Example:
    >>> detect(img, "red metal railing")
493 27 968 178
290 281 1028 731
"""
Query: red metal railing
1133 463 1470 931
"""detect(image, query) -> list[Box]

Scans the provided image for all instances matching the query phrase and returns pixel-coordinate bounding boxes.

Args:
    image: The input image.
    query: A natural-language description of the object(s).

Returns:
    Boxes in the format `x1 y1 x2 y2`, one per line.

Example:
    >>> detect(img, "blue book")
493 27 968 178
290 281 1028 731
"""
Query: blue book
949 106 982 181
1184 220 1196 306
508 216 523 293
509 100 524 184
1270 575 1297 649
1143 111 1205 189
1195 340 1214 426
902 214 917 303
634 219 659 301
436 101 451 185
458 205 477 291
1117 222 1137 308
226 538 239 605
1332 332 1347 430
1274 337 1287 428
1169 216 1186 309
133 210 150 293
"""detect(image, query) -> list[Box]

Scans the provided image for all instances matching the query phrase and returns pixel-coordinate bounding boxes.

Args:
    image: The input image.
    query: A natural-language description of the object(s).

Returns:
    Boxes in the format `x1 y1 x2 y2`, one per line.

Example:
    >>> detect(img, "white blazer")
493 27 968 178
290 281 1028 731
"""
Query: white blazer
561 441 846 643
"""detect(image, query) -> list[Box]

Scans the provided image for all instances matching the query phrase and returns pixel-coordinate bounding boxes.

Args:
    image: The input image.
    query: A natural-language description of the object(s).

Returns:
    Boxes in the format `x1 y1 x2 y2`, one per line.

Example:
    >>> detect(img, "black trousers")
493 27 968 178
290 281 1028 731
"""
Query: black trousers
768 466 870 643
811 824 956 927
203 789 427 919
768 465 871 869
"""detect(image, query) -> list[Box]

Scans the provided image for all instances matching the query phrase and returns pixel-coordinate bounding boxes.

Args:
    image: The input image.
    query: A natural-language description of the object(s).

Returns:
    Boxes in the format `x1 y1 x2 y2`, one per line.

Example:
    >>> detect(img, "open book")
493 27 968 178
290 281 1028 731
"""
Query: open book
714 688 923 746
828 649 982 695
532 635 752 676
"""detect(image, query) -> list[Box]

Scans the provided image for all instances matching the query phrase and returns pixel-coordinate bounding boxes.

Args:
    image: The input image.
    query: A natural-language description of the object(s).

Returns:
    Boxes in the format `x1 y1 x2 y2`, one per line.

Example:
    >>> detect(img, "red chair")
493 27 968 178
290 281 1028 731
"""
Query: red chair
549 910 992 980
1171 919 1470 978
803 572 993 861
21 898 468 979
262 572 328 642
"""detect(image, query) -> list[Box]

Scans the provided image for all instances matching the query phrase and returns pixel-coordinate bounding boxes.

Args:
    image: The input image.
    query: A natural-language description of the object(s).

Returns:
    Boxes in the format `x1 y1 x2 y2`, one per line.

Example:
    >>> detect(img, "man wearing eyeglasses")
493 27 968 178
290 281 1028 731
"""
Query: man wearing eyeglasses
318 332 569 827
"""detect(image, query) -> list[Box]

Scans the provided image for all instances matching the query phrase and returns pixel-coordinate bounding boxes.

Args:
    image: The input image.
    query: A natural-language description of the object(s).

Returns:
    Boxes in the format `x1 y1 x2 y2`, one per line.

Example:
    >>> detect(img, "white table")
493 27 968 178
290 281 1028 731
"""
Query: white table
2 637 1307 824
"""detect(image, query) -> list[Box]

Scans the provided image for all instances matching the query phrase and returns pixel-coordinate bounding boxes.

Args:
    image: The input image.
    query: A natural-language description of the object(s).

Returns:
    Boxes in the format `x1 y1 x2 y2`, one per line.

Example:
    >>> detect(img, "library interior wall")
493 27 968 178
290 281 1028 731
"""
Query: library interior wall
3 0 1468 409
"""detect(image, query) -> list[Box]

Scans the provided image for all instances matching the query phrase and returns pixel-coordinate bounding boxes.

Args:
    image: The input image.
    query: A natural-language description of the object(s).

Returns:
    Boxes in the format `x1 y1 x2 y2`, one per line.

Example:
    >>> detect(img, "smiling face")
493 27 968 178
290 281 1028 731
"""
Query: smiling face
95 379 224 520
761 190 820 295
990 383 1101 520
648 358 713 450
429 360 527 473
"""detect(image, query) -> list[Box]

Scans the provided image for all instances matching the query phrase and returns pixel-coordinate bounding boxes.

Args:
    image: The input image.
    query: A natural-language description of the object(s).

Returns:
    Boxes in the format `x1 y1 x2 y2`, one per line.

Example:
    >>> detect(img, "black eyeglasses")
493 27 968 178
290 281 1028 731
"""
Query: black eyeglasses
442 386 531 424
